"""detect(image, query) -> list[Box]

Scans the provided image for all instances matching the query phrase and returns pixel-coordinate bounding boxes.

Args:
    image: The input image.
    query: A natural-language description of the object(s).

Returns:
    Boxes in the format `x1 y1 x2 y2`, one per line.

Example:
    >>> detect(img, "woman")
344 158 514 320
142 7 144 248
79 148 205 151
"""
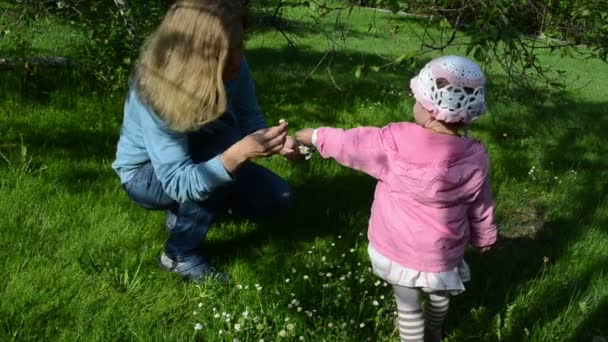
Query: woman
112 0 299 281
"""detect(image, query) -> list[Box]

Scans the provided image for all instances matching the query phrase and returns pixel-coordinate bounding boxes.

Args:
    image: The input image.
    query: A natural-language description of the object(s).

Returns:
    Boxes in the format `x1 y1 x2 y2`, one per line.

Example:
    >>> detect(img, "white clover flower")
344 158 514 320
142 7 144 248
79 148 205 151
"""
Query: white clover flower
383 282 388 287
342 322 347 328
214 314 220 318
331 243 335 247
288 304 293 309
219 329 224 335
259 339 265 342
338 235 342 239
242 311 249 318
254 316 260 323
341 253 346 258
292 268 297 273
222 312 227 317
297 307 302 312
234 324 241 332
198 303 203 308
226 318 231 323
306 311 313 317
372 300 379 306
308 250 313 254
303 275 309 280
340 276 345 281
291 299 299 305
326 273 332 277
321 256 326 262
290 293 296 297
193 311 197 315
275 290 280 295
285 317 290 322
213 307 216 311
357 262 361 266
279 330 287 337
328 323 333 328
287 323 295 331
374 280 381 286
322 284 329 288
285 278 290 283
237 284 243 289
360 323 365 328
349 248 355 253
194 323 203 331
299 336 305 341
380 295 385 300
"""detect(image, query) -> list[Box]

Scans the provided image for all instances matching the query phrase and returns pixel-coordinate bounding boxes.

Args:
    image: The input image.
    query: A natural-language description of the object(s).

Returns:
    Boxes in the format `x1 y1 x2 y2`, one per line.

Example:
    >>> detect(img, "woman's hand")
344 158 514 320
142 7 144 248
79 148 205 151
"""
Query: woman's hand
479 246 492 253
280 135 305 161
221 123 288 173
295 128 315 146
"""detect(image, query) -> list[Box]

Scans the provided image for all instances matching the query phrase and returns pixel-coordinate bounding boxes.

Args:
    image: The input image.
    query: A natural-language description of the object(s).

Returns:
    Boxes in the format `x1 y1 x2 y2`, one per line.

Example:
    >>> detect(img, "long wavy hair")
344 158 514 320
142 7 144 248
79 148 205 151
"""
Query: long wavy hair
134 0 244 132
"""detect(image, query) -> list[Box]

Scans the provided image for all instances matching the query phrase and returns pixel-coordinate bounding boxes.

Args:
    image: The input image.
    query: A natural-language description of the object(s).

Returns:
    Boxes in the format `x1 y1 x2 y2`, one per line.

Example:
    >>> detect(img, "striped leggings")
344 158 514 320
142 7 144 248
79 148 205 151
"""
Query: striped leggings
393 285 449 342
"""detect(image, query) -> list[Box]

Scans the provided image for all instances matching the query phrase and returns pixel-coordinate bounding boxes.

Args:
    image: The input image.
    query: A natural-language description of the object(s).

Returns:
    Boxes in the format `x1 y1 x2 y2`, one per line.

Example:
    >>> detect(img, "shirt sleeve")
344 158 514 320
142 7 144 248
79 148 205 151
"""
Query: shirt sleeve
313 125 393 180
231 58 267 135
135 95 233 203
468 176 497 247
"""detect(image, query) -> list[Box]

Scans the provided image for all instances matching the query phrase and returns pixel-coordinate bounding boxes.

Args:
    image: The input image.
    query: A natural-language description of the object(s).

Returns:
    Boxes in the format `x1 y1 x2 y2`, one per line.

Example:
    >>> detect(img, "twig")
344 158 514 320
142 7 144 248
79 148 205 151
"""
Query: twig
303 50 329 85
0 57 75 71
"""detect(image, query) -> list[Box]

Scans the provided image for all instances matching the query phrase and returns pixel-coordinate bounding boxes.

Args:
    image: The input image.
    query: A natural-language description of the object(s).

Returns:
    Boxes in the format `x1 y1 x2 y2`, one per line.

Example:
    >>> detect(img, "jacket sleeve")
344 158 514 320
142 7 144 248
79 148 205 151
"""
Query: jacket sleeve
313 125 393 180
468 176 497 247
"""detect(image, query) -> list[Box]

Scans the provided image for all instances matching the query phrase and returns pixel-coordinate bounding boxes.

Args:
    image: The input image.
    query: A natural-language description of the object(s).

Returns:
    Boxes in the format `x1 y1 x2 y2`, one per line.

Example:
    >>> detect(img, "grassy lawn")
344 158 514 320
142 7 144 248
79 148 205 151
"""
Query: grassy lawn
1 3 607 341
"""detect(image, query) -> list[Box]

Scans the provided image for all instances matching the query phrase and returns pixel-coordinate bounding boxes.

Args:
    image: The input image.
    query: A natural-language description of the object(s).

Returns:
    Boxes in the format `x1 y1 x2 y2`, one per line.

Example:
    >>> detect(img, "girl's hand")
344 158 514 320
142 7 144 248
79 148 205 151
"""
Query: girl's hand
280 135 304 161
295 128 315 146
221 123 288 173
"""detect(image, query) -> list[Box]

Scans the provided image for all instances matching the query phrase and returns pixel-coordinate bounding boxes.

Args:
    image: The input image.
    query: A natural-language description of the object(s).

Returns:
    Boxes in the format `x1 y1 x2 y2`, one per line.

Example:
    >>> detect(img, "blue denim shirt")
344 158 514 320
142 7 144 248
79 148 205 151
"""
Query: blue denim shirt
112 58 266 203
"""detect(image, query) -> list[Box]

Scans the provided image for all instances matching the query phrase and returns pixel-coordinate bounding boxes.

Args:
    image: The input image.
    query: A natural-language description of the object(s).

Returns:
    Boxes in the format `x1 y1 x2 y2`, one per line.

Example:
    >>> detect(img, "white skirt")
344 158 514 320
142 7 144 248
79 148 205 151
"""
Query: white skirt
368 244 470 295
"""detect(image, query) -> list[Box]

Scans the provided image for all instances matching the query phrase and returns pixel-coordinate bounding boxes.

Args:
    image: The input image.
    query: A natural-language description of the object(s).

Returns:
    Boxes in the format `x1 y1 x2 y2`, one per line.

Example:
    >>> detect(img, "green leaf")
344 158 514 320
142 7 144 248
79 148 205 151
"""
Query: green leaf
474 47 486 62
370 65 380 72
395 53 410 63
355 65 363 79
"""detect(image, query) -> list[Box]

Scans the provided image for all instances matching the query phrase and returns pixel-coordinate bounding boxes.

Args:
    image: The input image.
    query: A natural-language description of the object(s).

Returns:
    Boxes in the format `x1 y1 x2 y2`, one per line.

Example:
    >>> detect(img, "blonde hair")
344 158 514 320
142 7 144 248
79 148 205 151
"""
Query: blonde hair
134 0 244 132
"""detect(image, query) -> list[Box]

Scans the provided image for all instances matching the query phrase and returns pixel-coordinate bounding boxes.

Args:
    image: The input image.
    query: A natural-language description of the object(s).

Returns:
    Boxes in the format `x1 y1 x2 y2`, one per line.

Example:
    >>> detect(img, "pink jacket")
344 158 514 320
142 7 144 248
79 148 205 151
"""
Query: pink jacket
315 122 497 272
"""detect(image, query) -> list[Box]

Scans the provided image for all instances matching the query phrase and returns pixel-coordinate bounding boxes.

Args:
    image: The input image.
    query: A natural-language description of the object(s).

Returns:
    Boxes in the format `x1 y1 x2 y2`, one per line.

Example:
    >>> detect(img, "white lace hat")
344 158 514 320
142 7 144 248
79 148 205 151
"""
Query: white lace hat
410 55 487 123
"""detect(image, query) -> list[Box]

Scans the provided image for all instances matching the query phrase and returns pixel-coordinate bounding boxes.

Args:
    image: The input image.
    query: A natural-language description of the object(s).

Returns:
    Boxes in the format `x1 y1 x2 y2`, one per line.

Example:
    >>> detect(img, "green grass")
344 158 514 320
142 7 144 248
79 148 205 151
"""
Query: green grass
1 4 608 342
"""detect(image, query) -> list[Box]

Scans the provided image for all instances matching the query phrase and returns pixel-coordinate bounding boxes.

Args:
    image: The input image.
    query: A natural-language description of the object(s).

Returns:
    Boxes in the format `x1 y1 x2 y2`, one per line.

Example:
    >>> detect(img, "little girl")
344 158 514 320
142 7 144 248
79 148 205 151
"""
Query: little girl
296 55 496 342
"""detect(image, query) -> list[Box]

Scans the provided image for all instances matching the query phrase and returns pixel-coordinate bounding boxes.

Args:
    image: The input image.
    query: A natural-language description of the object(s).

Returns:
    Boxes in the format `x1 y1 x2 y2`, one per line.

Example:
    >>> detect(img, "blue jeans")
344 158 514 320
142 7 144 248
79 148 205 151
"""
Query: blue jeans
122 120 292 258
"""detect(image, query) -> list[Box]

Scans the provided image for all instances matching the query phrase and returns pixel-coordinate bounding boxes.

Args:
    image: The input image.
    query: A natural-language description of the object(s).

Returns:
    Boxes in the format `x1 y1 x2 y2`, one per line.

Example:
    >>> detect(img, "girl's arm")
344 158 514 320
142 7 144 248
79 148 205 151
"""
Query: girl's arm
299 126 393 180
468 177 497 248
